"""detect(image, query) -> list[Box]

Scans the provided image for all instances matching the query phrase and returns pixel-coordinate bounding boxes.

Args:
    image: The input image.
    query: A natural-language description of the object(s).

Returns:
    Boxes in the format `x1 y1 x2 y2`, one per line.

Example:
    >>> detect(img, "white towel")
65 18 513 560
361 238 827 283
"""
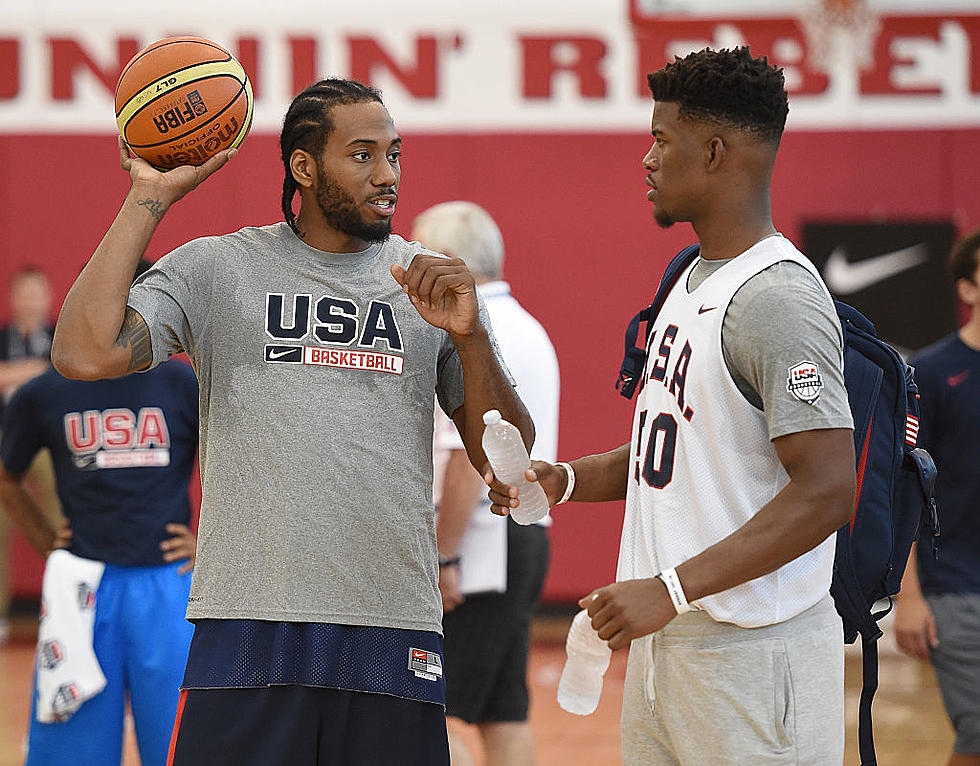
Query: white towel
457 506 508 596
35 549 107 723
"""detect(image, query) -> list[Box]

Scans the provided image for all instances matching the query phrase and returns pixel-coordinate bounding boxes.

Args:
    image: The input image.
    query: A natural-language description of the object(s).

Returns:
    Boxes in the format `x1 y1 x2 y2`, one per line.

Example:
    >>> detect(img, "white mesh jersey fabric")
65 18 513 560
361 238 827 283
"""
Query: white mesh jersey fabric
617 236 837 628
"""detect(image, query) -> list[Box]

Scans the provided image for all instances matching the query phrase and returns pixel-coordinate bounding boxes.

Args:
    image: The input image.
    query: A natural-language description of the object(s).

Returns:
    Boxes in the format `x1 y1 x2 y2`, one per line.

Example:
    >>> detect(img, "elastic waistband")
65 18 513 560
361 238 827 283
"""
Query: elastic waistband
656 593 838 646
102 559 186 576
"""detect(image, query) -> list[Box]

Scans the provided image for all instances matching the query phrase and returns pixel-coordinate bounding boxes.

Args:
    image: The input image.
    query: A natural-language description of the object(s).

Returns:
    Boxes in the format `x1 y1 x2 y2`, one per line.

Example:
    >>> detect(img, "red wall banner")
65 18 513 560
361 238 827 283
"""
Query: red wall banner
4 2 980 602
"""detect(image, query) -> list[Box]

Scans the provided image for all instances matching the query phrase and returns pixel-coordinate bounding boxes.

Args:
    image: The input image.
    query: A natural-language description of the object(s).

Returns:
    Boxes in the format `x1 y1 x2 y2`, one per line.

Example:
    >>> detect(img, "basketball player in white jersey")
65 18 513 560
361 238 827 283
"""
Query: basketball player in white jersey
487 47 856 765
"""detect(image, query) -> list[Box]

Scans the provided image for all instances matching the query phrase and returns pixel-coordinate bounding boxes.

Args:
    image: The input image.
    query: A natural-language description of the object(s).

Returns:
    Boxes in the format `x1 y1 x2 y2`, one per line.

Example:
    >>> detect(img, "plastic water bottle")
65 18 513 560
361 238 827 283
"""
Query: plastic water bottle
557 609 612 715
481 409 550 525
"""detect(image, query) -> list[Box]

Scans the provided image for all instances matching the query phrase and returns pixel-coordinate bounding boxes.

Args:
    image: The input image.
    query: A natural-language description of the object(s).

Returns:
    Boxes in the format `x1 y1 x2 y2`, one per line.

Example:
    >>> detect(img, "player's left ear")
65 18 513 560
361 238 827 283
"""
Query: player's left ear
290 149 316 189
704 136 726 172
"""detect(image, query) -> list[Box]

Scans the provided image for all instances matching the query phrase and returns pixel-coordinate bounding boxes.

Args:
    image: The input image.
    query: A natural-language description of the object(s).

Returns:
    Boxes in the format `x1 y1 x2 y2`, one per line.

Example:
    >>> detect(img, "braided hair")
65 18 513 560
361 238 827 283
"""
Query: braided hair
279 79 383 234
647 47 788 145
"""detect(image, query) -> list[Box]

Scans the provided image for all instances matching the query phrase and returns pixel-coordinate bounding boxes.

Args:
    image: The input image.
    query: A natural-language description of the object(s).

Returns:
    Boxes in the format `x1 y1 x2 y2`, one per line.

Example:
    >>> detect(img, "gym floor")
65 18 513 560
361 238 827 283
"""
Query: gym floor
0 610 954 766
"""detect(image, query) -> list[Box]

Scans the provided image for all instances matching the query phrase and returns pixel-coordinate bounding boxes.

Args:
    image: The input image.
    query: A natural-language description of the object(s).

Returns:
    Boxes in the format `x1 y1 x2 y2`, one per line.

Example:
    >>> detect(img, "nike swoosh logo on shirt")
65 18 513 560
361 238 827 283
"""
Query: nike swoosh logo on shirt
265 345 303 362
698 305 717 314
947 370 970 387
823 243 929 295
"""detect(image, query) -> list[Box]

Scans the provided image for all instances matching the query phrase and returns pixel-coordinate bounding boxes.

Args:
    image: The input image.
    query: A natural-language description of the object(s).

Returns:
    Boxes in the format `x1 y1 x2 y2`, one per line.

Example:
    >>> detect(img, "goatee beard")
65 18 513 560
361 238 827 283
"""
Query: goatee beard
654 208 675 228
316 173 393 245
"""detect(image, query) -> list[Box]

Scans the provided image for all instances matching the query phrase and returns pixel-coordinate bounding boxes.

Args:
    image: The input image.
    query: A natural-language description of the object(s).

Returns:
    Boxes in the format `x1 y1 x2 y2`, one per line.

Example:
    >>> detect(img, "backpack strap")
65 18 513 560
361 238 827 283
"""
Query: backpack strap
616 307 653 400
617 244 701 399
852 448 940 766
858 637 881 766
831 537 884 764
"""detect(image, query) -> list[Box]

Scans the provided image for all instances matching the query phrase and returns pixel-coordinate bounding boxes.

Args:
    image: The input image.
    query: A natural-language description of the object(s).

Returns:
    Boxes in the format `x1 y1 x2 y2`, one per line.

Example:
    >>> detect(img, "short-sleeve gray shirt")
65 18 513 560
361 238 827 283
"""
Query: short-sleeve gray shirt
127 223 488 633
688 257 853 439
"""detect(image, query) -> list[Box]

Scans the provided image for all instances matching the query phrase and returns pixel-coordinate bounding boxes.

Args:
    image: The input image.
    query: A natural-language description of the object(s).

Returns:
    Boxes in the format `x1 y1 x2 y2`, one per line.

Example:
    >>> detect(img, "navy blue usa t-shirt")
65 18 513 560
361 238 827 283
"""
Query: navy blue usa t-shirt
911 333 980 595
0 360 199 566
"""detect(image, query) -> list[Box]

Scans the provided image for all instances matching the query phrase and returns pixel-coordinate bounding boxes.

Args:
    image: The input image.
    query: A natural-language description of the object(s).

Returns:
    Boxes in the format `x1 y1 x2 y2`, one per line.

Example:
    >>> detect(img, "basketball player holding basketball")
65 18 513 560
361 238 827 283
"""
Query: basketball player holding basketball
52 79 532 766
489 48 856 765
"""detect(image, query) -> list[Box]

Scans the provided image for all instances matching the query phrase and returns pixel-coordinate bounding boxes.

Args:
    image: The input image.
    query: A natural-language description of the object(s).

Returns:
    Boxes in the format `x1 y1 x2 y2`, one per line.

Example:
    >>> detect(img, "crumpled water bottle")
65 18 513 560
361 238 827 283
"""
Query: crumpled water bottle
557 609 612 715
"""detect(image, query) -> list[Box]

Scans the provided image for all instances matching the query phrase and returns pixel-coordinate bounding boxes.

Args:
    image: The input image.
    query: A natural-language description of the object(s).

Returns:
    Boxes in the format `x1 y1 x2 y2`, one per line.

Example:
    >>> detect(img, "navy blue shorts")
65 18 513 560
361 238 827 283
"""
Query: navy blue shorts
167 685 449 766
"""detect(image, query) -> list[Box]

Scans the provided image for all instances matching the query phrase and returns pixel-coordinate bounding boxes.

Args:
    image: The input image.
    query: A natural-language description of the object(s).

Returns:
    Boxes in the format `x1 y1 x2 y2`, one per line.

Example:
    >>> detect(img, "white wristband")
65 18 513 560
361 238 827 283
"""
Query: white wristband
657 567 691 615
556 462 576 505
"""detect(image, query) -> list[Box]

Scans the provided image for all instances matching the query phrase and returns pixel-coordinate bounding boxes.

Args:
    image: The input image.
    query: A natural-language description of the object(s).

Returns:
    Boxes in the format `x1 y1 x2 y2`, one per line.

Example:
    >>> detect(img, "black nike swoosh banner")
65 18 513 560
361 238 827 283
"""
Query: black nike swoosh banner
264 344 304 363
803 221 957 354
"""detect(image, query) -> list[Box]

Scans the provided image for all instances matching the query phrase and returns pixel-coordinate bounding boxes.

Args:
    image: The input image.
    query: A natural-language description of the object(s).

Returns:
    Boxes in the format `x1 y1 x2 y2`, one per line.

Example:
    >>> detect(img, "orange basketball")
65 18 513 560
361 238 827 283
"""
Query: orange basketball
115 36 252 170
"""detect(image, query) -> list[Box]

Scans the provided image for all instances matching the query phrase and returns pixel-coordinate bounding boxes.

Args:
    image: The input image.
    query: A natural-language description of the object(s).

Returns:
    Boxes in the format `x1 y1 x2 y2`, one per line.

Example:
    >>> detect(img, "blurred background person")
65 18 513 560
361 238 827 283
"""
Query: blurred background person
414 201 560 766
0 259 199 766
895 227 980 766
0 266 58 646
0 266 54 407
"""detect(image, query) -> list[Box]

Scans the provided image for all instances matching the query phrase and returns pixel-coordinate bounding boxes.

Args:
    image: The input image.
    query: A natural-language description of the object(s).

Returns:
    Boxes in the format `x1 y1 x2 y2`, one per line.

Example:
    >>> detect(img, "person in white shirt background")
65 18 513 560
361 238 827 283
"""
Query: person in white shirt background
413 201 560 766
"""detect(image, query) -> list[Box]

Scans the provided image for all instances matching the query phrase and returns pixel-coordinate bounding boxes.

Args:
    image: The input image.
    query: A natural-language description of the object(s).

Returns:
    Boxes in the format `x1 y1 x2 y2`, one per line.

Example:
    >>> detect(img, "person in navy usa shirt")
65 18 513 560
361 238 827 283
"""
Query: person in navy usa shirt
896 227 980 766
0 260 200 766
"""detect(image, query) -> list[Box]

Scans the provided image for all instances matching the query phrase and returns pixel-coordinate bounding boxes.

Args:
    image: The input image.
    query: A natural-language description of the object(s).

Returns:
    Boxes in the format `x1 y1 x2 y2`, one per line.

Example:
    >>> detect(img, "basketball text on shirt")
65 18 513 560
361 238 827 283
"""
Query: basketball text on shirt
263 293 405 375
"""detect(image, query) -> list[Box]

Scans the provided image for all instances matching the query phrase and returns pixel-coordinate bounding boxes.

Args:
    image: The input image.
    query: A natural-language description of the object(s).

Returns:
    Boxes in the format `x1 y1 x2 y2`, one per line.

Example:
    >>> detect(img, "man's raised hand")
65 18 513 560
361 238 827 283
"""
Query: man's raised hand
390 254 479 337
118 135 237 216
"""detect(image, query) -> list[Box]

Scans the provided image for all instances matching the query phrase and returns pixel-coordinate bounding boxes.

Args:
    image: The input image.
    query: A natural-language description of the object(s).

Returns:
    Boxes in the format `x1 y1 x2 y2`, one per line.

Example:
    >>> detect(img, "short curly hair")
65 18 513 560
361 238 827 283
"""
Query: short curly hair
647 47 788 144
949 227 980 284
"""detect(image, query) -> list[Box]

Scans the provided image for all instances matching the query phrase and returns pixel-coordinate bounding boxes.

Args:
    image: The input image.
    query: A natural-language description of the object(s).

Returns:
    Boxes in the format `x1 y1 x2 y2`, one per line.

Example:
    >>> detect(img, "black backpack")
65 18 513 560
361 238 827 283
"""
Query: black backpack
617 245 941 766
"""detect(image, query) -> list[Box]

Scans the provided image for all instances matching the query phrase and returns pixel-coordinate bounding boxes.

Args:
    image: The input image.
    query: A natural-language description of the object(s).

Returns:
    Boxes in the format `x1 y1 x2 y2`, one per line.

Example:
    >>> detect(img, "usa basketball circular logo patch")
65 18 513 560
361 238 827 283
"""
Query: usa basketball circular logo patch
787 361 824 404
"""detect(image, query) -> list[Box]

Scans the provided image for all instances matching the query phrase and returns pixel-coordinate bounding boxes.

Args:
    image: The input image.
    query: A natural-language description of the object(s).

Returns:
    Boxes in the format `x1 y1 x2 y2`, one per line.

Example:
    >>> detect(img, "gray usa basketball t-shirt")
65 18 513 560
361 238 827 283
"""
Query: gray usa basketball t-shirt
128 223 502 633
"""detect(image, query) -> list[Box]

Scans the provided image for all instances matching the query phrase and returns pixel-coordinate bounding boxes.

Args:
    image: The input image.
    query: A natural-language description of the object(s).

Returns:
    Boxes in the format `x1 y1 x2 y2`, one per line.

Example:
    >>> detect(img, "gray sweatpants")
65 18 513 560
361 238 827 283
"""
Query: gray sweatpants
926 592 980 754
621 594 844 766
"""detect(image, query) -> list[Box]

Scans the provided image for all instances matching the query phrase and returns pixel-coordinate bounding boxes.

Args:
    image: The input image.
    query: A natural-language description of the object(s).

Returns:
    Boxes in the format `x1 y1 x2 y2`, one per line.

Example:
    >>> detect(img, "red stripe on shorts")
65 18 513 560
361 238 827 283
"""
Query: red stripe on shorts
166 689 188 766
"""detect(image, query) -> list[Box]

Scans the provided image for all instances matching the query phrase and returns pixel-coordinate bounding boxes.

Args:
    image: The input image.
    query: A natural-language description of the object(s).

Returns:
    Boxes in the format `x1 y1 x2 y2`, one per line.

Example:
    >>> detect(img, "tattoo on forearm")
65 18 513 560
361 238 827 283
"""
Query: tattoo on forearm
137 198 167 221
114 307 152 371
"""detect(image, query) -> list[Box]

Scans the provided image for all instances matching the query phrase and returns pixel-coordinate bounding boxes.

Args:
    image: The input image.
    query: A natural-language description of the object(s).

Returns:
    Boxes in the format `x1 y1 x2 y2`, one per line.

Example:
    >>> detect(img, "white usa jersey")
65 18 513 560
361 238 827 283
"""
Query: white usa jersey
616 236 838 628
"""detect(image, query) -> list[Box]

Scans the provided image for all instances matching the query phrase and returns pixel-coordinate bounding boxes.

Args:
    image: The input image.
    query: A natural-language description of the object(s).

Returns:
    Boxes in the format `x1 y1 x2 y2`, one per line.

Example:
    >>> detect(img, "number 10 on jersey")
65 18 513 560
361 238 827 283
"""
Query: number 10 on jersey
634 410 678 489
